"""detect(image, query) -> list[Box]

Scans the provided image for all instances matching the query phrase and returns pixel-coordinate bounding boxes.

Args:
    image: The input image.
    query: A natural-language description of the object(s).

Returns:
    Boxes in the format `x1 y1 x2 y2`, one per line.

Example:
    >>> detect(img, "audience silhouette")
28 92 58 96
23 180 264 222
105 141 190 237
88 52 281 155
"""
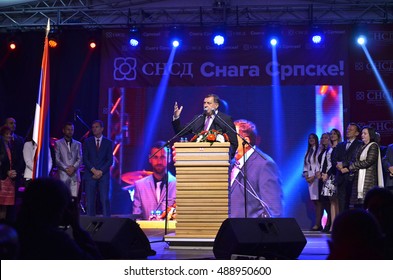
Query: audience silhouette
364 186 393 259
16 177 102 259
327 208 385 259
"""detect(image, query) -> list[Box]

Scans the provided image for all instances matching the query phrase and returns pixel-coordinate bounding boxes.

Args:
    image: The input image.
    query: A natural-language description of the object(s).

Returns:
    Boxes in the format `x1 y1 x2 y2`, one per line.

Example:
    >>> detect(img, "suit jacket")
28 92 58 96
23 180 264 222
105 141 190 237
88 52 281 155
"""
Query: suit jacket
382 143 393 187
332 139 362 184
132 172 176 220
10 134 25 183
82 136 113 181
230 148 283 218
172 111 238 159
55 138 82 183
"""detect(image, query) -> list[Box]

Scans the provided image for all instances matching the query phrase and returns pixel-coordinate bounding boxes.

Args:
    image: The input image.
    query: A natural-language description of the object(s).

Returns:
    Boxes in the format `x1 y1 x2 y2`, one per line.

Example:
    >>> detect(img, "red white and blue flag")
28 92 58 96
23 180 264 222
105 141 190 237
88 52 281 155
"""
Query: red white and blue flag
32 19 51 179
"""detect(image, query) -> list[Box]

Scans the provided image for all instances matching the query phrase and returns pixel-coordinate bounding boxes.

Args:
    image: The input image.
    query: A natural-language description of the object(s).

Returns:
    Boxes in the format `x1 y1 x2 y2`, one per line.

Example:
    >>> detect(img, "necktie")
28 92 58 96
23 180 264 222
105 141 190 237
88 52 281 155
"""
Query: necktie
346 141 351 150
96 139 100 150
156 182 161 202
204 116 212 131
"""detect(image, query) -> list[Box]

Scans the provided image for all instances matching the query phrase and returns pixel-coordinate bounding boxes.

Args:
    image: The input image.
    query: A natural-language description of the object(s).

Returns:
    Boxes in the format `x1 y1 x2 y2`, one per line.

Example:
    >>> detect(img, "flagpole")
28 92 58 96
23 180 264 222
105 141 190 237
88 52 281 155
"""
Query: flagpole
32 18 51 179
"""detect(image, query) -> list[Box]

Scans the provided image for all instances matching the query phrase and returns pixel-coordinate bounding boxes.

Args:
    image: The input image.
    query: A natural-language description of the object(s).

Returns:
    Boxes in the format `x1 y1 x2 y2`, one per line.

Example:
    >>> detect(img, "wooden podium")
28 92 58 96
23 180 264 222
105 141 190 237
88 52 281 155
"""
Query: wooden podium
165 142 230 245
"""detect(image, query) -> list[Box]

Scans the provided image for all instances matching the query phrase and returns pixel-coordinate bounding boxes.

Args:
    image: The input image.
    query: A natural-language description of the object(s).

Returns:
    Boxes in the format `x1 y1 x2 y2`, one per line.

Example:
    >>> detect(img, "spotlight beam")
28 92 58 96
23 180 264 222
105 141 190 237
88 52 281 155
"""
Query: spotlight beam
136 47 178 169
360 44 393 115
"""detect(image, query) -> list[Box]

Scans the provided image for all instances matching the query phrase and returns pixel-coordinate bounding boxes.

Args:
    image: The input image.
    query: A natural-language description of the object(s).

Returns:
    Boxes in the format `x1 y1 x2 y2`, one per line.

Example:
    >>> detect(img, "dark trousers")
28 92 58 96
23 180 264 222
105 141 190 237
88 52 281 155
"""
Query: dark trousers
84 176 111 217
337 178 353 214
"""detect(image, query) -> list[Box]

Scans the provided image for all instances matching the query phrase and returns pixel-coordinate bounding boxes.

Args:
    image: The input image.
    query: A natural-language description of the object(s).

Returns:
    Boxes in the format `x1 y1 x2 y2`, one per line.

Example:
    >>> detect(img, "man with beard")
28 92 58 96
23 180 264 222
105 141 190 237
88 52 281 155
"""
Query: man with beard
132 141 176 220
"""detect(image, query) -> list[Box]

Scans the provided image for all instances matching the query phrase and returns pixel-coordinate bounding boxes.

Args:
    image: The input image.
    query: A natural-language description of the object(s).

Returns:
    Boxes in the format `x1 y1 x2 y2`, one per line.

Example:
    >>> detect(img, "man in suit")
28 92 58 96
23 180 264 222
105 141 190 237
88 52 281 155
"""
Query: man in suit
383 143 393 192
172 94 238 159
4 118 25 188
83 120 113 217
55 122 82 200
132 141 176 220
229 119 283 218
332 122 362 214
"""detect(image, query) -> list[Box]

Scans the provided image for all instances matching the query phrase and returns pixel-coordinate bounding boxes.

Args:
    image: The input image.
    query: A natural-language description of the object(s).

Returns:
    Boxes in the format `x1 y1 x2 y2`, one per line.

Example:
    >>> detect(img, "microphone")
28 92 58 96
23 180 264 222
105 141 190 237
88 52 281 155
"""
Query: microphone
73 111 77 121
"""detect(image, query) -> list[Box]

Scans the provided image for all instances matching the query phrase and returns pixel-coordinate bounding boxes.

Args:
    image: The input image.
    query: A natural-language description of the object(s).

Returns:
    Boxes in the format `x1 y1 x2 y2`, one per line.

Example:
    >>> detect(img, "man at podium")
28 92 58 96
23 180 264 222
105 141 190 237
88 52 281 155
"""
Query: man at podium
229 119 283 218
132 141 176 220
172 94 238 159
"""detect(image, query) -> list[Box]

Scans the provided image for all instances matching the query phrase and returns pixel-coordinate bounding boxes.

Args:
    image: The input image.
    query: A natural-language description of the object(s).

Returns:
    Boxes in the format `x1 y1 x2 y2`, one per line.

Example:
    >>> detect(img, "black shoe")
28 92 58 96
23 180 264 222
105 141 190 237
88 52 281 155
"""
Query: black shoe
310 225 323 231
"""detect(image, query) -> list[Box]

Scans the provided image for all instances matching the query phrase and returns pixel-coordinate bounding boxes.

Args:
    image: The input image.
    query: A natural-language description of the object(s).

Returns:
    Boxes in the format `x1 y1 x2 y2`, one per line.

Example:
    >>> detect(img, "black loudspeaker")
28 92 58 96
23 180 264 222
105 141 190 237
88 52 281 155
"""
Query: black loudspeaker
213 218 307 260
78 216 156 259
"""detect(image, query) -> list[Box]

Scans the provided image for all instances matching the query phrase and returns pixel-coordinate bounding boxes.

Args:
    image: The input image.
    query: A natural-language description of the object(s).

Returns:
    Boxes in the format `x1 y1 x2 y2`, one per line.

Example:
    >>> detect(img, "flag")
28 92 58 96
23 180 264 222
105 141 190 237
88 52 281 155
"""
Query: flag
32 19 51 179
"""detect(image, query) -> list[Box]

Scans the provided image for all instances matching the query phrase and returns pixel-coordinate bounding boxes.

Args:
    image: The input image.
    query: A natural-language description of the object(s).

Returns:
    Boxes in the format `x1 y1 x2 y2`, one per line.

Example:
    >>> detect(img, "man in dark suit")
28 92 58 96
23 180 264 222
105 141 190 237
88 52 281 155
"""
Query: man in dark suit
332 122 362 213
229 119 283 218
172 94 238 159
382 143 393 192
83 120 113 217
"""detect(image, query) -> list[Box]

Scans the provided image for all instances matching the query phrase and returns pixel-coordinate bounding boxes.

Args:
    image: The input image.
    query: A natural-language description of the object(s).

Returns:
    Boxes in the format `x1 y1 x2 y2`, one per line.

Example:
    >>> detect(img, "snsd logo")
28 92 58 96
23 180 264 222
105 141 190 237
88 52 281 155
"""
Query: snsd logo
113 57 137 81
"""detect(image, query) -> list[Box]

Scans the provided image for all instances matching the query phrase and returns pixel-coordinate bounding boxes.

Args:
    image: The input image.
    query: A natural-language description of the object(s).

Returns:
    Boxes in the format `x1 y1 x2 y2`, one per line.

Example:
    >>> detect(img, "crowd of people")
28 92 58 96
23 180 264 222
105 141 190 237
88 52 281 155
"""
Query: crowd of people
1 94 393 259
302 123 391 233
0 118 113 224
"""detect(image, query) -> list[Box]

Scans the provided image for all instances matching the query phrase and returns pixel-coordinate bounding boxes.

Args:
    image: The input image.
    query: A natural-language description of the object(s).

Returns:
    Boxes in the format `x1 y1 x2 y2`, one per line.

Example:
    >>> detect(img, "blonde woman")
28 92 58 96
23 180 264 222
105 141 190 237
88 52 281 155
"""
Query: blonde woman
320 129 342 232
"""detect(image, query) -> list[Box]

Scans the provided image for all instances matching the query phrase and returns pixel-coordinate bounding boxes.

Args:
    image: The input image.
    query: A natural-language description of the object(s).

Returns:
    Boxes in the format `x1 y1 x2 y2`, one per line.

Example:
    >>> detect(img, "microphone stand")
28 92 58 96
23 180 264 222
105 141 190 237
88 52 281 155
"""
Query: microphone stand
148 112 205 243
213 110 266 218
73 111 92 214
74 112 91 142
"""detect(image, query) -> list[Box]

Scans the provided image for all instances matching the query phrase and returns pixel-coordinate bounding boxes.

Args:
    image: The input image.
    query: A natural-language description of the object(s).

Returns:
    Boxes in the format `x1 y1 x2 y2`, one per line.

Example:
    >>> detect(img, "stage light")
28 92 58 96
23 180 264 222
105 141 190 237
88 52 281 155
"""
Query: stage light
310 26 324 45
270 38 278 46
129 26 140 47
8 41 17 51
213 28 225 46
357 35 366 45
169 26 182 48
48 38 58 48
213 34 225 46
48 29 60 48
89 40 97 49
312 35 322 44
172 39 180 48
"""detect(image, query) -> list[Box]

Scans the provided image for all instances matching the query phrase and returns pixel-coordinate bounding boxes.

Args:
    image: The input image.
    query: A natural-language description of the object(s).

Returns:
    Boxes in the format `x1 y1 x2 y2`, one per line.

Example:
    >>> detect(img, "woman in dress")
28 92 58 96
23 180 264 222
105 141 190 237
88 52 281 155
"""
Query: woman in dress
303 133 322 230
320 128 342 232
0 125 17 221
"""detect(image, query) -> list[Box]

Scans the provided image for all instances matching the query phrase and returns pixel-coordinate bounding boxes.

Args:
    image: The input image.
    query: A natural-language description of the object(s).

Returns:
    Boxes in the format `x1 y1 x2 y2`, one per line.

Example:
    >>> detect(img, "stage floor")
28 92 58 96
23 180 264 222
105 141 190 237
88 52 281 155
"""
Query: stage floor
141 227 330 260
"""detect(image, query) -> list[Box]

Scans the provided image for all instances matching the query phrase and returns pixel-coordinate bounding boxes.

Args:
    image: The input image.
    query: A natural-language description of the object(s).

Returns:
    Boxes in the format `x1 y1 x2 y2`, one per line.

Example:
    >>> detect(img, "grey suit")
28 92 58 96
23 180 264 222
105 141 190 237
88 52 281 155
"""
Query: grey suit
132 172 176 220
55 138 82 197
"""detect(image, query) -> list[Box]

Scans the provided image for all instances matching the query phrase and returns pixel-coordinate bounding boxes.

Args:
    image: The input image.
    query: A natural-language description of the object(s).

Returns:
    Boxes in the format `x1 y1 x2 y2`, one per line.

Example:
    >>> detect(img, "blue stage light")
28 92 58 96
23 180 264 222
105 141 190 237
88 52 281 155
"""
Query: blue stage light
129 26 140 47
312 35 322 44
213 34 225 46
172 39 180 48
270 38 278 46
357 35 366 45
129 38 139 47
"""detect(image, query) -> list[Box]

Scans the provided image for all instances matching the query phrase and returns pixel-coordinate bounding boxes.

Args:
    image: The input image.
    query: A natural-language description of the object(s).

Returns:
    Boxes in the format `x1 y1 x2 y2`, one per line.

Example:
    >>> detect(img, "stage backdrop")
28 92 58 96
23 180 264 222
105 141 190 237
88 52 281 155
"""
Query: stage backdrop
98 24 392 228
